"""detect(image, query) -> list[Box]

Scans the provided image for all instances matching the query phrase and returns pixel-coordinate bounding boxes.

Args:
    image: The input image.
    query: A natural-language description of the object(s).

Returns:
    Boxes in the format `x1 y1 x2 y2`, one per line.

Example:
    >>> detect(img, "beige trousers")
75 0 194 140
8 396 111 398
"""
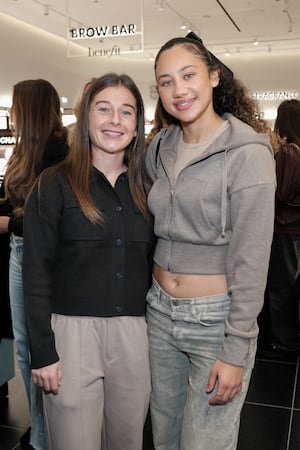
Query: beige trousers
43 314 151 450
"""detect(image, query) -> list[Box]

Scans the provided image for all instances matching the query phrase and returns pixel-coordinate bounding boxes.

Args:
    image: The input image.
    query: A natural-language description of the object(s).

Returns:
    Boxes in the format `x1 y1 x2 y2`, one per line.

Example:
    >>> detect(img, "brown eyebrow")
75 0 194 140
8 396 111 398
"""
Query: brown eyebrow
157 64 198 81
94 100 136 110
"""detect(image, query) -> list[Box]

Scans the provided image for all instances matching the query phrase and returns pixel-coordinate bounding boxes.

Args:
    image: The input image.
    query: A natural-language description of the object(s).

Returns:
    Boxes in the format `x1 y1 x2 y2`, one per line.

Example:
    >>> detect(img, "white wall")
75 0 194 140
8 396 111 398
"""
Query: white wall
223 52 300 124
1 12 299 123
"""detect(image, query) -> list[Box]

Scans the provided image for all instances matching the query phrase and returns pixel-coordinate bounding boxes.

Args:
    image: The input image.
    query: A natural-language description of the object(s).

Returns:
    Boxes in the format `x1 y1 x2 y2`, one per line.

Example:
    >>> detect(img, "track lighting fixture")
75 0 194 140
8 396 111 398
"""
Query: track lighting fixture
157 0 164 11
44 4 49 15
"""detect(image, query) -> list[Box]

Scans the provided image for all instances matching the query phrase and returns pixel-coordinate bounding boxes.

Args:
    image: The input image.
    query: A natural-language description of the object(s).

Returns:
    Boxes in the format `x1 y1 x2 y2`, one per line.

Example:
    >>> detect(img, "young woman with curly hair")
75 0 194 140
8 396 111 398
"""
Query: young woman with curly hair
146 35 276 450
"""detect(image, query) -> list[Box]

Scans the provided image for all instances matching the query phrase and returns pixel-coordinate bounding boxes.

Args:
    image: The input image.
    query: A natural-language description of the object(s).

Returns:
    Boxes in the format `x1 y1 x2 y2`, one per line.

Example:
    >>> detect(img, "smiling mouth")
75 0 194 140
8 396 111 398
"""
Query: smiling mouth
175 99 194 110
103 130 123 137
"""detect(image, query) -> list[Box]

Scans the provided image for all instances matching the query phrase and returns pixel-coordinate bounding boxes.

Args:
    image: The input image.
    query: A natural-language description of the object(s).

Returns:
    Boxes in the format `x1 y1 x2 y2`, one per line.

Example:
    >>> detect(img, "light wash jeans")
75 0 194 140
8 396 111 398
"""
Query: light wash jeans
9 234 46 450
146 278 256 450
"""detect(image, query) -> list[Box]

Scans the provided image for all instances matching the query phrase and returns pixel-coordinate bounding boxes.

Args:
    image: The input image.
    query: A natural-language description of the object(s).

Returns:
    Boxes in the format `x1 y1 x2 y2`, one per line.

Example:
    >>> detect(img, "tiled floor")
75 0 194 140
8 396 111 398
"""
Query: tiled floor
1 346 300 450
0 358 30 450
237 347 300 450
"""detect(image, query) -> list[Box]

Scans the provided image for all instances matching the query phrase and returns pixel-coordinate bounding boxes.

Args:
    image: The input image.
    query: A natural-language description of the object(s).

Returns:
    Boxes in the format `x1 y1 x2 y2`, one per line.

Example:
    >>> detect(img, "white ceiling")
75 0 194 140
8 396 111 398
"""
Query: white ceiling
1 0 300 59
1 0 299 118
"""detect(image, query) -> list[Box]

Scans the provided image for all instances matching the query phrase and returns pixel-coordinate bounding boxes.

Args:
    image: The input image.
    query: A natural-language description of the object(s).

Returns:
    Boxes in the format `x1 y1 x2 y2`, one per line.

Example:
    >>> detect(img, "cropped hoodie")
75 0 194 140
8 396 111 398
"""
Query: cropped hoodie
146 113 276 367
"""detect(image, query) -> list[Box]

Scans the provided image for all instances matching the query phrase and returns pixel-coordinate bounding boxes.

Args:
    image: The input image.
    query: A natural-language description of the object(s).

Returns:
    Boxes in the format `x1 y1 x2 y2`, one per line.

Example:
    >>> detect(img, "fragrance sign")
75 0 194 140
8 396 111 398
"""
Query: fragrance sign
252 91 298 100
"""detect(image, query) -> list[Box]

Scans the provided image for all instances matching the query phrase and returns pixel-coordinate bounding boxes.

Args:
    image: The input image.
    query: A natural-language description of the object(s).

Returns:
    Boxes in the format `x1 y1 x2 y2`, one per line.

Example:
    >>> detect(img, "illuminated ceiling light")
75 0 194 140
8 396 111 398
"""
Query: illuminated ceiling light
253 38 259 46
157 0 164 11
225 50 230 56
181 21 187 30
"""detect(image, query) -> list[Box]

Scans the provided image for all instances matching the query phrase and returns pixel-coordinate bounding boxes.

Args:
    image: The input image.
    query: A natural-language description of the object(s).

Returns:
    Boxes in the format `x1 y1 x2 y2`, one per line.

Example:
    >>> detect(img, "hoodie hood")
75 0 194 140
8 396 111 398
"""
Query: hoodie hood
155 113 274 163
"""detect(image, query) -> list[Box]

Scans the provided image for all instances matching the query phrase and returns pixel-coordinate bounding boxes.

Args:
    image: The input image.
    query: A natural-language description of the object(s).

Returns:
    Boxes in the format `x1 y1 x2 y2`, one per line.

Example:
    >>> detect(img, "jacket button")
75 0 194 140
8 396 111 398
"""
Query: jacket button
116 272 122 279
116 205 122 212
116 306 122 313
116 238 122 246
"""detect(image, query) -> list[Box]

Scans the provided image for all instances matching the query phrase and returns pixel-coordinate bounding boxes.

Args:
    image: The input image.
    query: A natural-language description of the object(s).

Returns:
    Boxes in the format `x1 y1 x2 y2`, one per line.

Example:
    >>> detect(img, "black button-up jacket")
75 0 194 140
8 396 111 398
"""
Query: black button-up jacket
23 166 155 368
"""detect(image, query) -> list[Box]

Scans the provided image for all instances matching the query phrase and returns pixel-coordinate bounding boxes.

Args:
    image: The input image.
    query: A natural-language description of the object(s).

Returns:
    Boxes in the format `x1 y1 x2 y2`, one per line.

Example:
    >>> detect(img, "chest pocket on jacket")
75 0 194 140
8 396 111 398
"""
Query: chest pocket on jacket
60 205 106 241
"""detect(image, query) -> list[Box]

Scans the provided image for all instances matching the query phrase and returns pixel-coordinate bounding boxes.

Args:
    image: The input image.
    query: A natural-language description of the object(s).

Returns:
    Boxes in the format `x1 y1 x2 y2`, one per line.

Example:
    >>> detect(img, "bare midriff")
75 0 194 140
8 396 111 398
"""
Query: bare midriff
153 263 228 298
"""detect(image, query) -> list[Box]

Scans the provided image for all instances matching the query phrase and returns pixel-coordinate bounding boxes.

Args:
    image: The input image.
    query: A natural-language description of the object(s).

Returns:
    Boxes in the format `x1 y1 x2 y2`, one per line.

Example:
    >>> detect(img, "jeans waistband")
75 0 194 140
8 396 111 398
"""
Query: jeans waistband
11 233 24 245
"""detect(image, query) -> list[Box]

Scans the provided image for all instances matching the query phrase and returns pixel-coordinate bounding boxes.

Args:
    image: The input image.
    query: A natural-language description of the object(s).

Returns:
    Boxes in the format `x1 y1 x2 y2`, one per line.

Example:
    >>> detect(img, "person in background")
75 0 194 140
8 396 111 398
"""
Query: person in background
0 79 69 450
145 99 171 148
261 99 300 357
0 195 13 373
23 73 155 450
145 35 276 450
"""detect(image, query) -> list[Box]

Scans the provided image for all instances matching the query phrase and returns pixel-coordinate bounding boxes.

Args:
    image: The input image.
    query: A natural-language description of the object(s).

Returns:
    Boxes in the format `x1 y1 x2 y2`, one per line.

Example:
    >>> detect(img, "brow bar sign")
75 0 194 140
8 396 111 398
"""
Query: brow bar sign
69 24 137 39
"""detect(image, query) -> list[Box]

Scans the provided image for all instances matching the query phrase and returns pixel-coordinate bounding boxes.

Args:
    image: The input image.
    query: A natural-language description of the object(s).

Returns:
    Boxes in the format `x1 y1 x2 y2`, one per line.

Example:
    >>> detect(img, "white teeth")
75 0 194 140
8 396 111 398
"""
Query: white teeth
103 131 122 136
177 101 190 108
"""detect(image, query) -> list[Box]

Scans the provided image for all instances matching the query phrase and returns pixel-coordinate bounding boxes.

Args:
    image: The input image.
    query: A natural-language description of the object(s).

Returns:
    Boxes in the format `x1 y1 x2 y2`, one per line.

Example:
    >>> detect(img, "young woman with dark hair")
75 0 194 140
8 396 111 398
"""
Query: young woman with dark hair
146 36 276 449
263 99 300 356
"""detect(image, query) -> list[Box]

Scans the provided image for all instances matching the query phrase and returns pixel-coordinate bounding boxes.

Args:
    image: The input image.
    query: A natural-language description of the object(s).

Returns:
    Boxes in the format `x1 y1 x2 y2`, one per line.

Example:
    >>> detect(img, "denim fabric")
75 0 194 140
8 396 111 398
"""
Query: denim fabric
9 234 45 450
146 278 256 450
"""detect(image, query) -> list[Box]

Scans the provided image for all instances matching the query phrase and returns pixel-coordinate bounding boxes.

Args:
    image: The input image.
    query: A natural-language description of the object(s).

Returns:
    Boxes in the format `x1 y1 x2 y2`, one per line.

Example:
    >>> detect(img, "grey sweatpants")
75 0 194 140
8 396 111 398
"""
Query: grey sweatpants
43 314 151 450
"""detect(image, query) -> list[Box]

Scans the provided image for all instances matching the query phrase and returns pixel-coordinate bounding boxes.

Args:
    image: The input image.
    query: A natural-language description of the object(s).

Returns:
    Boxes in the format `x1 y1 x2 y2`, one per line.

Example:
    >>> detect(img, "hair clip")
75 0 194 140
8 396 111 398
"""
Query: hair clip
185 31 234 78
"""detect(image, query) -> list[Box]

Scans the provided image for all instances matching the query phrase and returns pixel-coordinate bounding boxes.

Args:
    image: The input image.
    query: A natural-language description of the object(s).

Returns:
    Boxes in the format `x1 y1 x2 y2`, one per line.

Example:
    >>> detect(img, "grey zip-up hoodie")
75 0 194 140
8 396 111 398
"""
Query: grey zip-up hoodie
146 113 276 367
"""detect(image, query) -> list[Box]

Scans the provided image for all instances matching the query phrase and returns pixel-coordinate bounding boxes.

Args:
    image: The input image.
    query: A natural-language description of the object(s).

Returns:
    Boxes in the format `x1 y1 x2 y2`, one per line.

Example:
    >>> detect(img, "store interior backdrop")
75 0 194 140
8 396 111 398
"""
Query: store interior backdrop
0 0 300 126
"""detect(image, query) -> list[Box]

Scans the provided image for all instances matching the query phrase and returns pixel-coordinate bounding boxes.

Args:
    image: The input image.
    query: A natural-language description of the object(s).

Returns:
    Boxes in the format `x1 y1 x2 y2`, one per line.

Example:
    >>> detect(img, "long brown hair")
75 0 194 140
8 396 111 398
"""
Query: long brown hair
145 99 171 148
274 99 300 148
4 79 65 217
64 73 152 223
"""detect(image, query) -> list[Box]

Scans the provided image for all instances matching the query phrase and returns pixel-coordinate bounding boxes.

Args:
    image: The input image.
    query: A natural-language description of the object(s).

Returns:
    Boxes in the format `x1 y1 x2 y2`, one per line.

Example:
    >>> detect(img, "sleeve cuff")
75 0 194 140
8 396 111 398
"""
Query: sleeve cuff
217 334 252 367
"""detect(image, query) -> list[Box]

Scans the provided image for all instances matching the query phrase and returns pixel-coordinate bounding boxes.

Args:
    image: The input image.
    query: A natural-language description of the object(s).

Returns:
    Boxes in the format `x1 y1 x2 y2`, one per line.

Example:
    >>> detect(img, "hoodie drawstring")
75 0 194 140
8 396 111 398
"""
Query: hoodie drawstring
221 150 228 238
